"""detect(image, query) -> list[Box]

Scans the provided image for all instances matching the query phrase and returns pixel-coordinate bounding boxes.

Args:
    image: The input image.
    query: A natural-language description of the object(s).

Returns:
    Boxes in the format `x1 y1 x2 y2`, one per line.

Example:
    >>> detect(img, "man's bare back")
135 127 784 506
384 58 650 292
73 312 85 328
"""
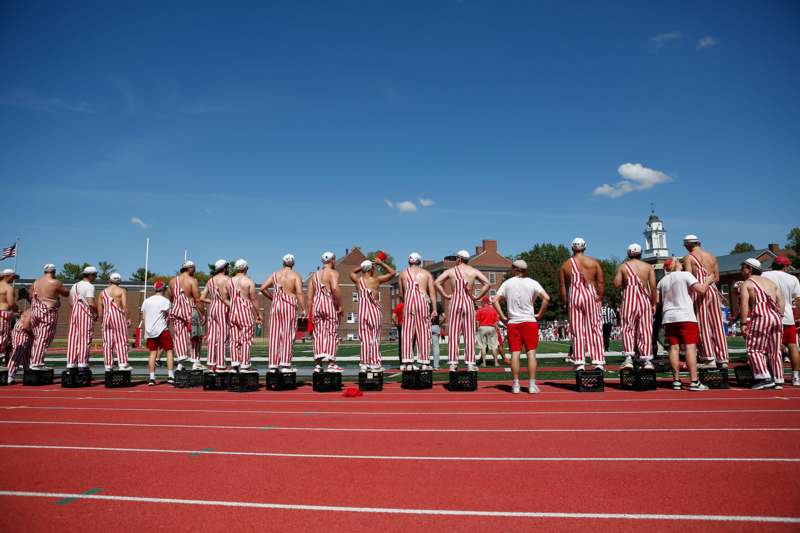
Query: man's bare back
745 275 784 310
401 266 436 302
615 258 656 299
684 246 719 282
435 263 490 301
210 273 231 303
106 284 127 310
0 280 15 312
261 266 307 315
559 253 604 308
32 275 67 309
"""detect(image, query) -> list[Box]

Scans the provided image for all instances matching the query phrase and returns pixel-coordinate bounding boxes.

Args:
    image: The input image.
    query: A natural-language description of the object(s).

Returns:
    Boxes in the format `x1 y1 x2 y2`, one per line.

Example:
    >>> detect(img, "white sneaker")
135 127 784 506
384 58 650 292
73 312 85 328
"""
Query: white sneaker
697 360 717 370
420 364 432 371
774 383 784 390
594 364 605 372
793 377 800 387
66 364 75 370
689 381 709 391
528 384 540 394
512 382 521 394
467 363 478 372
192 362 206 370
449 363 458 372
313 364 322 373
268 364 278 372
643 361 655 371
359 364 368 372
279 365 294 374
370 365 384 373
621 356 634 370
672 380 682 390
327 363 344 373
720 362 729 370
573 363 585 372
105 366 112 372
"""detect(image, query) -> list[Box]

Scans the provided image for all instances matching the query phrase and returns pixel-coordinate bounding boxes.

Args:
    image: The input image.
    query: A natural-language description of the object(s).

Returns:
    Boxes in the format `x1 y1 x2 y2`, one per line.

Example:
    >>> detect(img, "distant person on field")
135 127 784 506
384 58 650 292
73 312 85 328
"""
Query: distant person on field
475 296 500 366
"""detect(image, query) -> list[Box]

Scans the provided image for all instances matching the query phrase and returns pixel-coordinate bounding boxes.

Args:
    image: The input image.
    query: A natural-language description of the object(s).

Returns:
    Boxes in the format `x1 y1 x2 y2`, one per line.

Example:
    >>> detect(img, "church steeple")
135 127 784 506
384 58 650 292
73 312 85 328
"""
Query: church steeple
643 205 669 263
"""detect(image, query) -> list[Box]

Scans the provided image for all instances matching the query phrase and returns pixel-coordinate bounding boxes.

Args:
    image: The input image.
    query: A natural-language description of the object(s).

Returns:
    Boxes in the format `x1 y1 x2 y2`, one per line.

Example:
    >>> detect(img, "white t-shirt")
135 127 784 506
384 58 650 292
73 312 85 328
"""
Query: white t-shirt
763 270 800 325
70 280 95 304
141 294 170 339
496 276 545 324
658 271 699 324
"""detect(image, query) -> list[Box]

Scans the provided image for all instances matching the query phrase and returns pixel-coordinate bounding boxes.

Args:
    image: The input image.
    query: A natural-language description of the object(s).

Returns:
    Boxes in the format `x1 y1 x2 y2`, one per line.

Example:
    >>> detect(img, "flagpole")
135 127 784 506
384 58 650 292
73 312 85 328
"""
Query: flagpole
143 237 150 301
12 238 18 283
184 249 187 263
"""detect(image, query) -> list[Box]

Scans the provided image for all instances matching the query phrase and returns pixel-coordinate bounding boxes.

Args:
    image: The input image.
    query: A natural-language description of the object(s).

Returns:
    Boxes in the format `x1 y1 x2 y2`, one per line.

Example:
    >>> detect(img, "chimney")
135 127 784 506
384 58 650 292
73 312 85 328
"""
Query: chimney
768 243 780 253
475 245 484 255
483 240 498 253
423 260 434 267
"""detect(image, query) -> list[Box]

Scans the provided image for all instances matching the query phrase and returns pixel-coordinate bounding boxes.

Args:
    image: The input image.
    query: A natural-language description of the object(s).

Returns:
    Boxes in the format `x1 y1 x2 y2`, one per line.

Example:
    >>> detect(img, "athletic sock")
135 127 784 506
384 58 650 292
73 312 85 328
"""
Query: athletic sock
529 378 536 387
793 371 799 380
149 372 155 380
168 370 175 378
512 379 519 386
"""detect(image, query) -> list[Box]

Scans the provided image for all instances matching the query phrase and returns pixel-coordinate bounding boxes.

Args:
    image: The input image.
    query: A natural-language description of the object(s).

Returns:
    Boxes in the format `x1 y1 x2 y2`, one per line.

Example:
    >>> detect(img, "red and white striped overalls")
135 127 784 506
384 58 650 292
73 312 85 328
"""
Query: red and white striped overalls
101 289 129 368
0 310 11 355
66 283 94 367
229 277 255 368
568 257 604 365
169 277 194 361
312 270 339 360
269 271 297 367
620 262 653 360
689 254 729 364
746 278 784 382
402 269 431 364
7 319 33 377
29 292 58 367
205 278 229 369
358 277 382 367
448 266 476 364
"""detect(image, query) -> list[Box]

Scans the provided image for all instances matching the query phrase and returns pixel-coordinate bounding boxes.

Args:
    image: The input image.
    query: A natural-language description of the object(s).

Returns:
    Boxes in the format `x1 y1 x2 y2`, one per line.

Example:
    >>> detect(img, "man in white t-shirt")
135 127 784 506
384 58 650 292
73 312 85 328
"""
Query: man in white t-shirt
657 257 713 391
141 281 175 385
493 259 550 394
66 266 98 369
762 256 800 386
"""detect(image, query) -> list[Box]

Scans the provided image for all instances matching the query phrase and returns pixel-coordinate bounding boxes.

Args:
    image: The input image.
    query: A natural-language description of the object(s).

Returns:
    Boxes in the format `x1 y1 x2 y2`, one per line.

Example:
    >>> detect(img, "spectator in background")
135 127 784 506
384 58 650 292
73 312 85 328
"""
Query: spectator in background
601 301 617 351
392 301 404 363
431 302 443 370
475 297 500 366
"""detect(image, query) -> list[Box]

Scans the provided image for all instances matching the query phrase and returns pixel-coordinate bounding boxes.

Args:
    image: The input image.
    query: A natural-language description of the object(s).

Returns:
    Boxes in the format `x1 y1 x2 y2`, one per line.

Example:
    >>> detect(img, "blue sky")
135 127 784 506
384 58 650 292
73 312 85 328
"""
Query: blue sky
1 0 798 281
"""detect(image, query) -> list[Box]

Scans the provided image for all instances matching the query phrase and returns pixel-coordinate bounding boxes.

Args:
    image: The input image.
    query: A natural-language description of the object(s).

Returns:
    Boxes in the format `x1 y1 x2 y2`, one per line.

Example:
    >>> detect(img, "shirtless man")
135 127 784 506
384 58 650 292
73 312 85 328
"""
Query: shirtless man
435 250 491 372
0 268 19 362
614 243 657 370
66 266 99 369
29 264 69 370
683 235 729 369
168 260 205 370
350 256 395 372
262 254 306 372
307 251 343 372
559 238 605 371
97 272 132 371
201 259 231 371
740 258 785 390
399 252 437 370
229 259 261 371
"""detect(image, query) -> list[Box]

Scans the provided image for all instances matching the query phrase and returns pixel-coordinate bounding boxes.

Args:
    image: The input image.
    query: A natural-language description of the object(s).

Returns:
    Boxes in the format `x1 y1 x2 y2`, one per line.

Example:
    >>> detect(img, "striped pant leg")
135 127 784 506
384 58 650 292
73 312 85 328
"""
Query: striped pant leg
170 318 191 360
417 313 431 364
66 316 91 366
767 321 784 383
30 310 56 367
312 314 326 360
315 315 338 362
746 318 770 379
7 332 30 376
206 314 224 367
280 308 296 366
463 304 476 364
707 292 729 363
620 306 636 356
586 297 605 364
0 315 11 354
268 310 281 366
229 322 242 366
401 310 415 363
568 295 586 364
448 305 462 363
240 323 253 367
115 326 129 365
103 327 114 368
359 319 371 365
638 308 654 361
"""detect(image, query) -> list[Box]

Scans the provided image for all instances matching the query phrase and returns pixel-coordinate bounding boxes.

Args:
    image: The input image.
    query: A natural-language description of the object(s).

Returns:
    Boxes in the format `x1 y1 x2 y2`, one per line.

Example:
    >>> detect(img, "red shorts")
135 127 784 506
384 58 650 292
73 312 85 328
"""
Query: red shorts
146 330 173 351
665 322 699 346
507 322 539 352
783 325 798 346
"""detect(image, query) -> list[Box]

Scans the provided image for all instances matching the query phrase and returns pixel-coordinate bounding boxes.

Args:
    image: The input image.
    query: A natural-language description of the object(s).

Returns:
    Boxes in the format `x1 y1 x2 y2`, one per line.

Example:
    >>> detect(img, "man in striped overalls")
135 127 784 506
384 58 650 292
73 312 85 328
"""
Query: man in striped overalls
614 243 657 370
98 272 131 371
740 258 785 390
201 259 231 371
400 252 437 370
0 268 18 362
7 307 33 383
66 266 99 369
168 260 205 371
29 264 68 370
559 238 605 371
683 235 729 369
435 250 491 372
308 251 343 372
229 259 260 371
350 257 395 371
261 254 306 372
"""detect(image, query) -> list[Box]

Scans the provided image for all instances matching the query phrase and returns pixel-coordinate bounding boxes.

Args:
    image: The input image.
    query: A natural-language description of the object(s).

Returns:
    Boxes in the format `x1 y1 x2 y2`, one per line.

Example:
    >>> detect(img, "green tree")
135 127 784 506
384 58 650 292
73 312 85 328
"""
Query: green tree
515 243 571 321
729 242 755 254
130 267 162 283
194 271 210 284
97 261 115 281
599 258 621 309
787 227 800 255
366 250 396 272
57 262 90 282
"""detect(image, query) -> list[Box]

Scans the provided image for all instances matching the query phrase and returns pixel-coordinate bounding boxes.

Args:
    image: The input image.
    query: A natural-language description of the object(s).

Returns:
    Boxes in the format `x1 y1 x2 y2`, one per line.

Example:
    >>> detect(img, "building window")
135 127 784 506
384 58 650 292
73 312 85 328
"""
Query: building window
474 287 480 297
346 312 357 324
352 291 358 302
489 273 496 284
489 289 496 298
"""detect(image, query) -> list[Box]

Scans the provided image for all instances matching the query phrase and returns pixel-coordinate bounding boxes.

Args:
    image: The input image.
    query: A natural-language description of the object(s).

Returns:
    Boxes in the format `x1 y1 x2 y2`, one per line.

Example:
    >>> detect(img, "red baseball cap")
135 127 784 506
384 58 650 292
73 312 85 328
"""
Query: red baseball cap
663 258 674 270
774 256 791 267
153 280 166 291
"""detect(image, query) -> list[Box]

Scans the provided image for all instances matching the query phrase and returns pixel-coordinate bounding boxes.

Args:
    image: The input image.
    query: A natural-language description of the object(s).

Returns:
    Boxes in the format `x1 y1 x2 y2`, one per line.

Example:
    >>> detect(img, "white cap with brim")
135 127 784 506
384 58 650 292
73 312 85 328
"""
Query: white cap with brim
456 250 470 260
234 259 248 271
408 252 422 264
743 258 761 270
627 243 642 255
360 260 373 272
83 266 98 275
43 263 56 273
214 259 228 271
109 272 122 283
1 268 15 276
321 251 335 263
512 259 527 270
181 260 195 269
683 234 700 242
571 237 586 249
282 254 295 266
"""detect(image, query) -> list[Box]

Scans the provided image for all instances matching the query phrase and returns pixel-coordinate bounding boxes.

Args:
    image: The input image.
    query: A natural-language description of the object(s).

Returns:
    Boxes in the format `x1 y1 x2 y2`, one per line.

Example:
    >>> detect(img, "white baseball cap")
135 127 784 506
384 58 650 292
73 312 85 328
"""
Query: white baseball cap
408 252 422 264
109 272 122 283
234 259 248 271
282 253 295 266
360 260 373 272
181 260 195 269
571 237 586 249
321 251 335 263
43 263 56 273
456 250 470 260
683 234 700 243
1 268 15 276
743 258 761 270
627 243 642 256
214 259 228 271
512 259 527 269
83 266 98 275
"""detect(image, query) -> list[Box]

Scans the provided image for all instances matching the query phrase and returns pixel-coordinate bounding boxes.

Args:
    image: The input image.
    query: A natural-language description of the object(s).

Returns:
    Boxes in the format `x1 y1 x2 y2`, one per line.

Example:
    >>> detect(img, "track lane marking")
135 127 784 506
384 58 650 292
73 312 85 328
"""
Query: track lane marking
0 490 797 523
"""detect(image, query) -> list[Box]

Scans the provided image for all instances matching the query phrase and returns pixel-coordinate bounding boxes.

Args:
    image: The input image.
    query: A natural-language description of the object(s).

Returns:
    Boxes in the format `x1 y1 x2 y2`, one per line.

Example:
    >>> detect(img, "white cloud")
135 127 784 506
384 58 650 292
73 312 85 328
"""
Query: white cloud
697 36 718 49
651 31 682 47
418 198 435 207
593 163 673 199
130 217 149 229
0 90 95 113
385 199 418 213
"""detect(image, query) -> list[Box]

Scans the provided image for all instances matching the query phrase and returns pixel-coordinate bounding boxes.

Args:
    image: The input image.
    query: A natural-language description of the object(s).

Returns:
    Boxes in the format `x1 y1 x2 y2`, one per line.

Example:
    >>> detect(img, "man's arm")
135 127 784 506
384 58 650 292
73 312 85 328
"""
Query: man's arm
740 283 751 336
247 281 261 323
56 280 69 297
294 274 307 316
537 290 551 320
683 255 694 276
97 293 104 320
472 270 491 301
376 259 396 283
348 267 361 284
121 289 130 323
648 268 657 307
329 271 343 317
492 295 507 324
190 280 205 314
306 278 315 316
594 260 604 302
559 263 568 311
711 256 720 284
613 265 624 289
434 270 452 299
426 275 437 316
260 275 274 300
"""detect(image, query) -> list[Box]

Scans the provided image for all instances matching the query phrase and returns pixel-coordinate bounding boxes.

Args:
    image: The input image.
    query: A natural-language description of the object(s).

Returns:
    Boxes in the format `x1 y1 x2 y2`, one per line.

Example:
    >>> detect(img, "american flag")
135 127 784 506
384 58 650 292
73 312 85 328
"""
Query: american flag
2 243 16 260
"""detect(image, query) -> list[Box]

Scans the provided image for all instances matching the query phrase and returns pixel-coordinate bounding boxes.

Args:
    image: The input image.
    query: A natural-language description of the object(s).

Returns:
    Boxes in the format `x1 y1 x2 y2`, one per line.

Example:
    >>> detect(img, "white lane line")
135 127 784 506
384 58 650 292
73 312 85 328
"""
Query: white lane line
2 420 799 433
4 405 800 416
0 490 796 523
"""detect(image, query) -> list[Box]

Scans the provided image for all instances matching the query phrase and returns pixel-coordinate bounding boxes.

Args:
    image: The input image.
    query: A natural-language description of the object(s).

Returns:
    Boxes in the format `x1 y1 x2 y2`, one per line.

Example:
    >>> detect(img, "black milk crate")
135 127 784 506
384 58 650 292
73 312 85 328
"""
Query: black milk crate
401 370 433 390
266 371 297 391
203 372 230 390
228 371 260 392
576 368 604 392
0 369 7 385
104 370 132 388
312 371 342 392
174 369 204 389
24 368 54 386
652 355 670 373
448 370 478 391
61 368 93 388
734 364 754 388
619 367 657 391
358 371 383 391
699 368 729 389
